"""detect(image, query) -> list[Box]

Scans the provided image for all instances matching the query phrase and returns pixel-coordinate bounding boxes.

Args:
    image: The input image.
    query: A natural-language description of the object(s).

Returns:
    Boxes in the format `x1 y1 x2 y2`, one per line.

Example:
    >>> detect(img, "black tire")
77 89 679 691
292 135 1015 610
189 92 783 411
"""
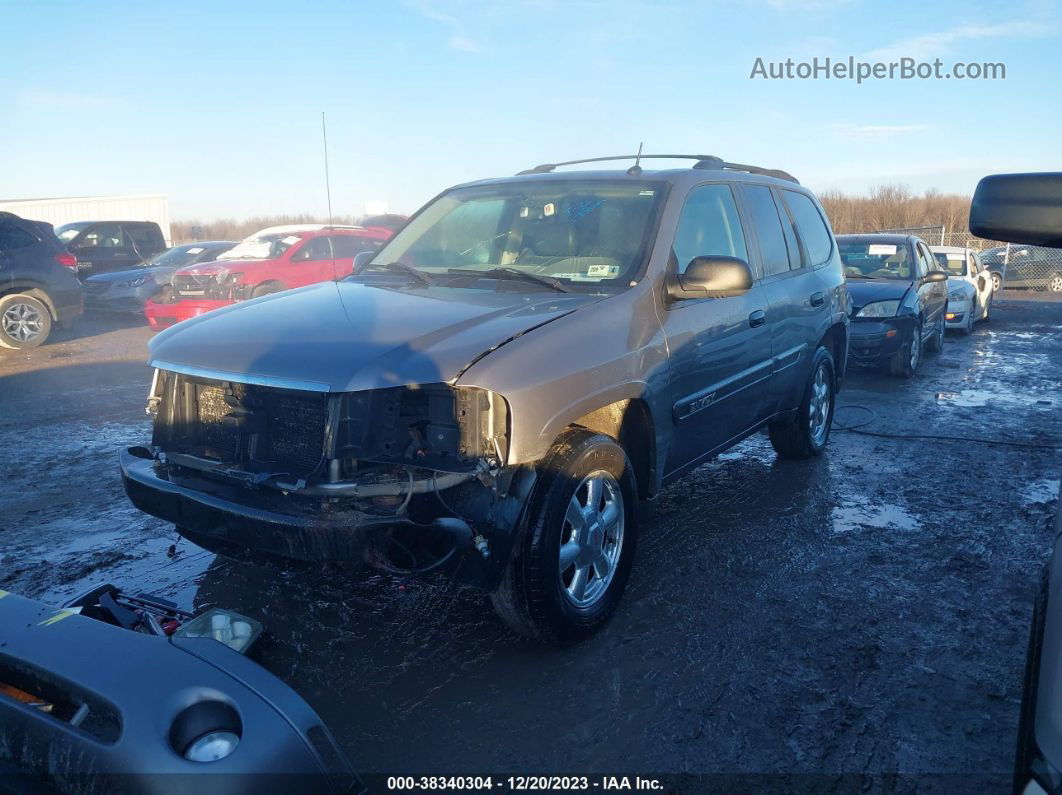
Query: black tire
768 346 835 459
925 312 945 353
0 294 52 349
490 429 638 645
960 303 974 335
251 283 283 299
982 294 991 322
888 319 922 378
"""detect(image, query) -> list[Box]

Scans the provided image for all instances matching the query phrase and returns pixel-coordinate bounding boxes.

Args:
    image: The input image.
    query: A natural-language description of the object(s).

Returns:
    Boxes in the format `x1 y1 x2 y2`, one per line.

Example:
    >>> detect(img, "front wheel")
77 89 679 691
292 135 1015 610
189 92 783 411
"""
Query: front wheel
769 346 835 459
888 319 922 378
991 272 1003 292
1048 273 1062 293
491 429 637 645
0 294 52 349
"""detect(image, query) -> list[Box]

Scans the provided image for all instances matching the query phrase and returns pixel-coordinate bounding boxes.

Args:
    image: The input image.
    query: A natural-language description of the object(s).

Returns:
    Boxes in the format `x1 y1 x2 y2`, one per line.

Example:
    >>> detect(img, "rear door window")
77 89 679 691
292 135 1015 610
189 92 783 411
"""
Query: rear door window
332 236 383 258
672 184 749 274
741 185 791 278
126 224 160 250
79 223 123 248
782 190 833 267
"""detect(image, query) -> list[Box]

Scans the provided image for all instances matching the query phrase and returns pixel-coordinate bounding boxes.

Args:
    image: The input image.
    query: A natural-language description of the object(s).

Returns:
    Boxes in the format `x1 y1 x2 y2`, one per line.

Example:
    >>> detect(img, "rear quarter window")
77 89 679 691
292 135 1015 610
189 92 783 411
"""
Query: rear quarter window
782 191 833 267
0 220 39 253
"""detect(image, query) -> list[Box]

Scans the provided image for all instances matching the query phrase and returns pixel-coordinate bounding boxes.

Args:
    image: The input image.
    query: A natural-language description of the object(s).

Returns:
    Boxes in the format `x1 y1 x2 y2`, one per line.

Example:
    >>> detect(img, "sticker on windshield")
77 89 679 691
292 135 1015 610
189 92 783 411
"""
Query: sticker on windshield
868 244 897 256
946 253 964 260
282 235 301 245
586 264 620 278
543 203 555 217
186 247 204 254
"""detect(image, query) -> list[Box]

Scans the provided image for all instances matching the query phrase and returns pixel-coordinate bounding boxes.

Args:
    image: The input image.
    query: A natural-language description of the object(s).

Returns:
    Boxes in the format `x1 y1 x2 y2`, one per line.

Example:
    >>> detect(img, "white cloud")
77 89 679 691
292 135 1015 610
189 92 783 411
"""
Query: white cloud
448 35 481 52
828 123 930 140
865 21 1052 61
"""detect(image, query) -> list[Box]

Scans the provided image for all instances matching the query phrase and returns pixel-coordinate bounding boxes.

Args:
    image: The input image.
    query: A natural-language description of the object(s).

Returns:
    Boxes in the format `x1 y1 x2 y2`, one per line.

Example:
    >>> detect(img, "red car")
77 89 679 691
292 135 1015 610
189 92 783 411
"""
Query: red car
143 224 395 330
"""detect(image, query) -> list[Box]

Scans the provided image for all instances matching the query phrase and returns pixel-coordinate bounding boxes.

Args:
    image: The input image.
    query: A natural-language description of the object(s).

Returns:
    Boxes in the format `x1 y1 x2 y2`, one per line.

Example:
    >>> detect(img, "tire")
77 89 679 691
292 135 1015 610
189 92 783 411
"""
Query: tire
990 272 1003 292
251 283 283 299
769 346 835 459
888 319 922 378
490 429 637 644
0 294 52 349
925 312 945 353
1048 273 1062 293
982 294 991 322
961 303 974 335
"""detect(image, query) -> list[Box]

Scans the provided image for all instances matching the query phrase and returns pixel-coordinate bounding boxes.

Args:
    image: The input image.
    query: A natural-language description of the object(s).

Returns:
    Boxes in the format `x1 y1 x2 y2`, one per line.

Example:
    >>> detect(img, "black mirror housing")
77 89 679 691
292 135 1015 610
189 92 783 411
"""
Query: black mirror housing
970 173 1062 247
925 270 949 283
667 256 753 300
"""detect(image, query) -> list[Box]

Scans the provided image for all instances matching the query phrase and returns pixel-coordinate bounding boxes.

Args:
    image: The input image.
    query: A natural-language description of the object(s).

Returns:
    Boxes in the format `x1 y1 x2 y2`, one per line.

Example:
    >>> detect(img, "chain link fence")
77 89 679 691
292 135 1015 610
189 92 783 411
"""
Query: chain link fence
875 225 1062 294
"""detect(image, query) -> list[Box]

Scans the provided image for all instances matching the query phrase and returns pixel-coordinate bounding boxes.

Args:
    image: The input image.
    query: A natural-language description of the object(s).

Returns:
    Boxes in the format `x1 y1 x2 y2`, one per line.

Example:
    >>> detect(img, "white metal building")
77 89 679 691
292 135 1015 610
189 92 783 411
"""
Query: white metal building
0 194 172 244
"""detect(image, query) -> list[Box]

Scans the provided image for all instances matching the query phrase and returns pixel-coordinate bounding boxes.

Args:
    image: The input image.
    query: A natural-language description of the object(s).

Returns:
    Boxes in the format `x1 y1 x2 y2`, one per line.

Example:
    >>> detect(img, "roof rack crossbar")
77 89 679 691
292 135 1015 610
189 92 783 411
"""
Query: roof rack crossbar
516 154 798 184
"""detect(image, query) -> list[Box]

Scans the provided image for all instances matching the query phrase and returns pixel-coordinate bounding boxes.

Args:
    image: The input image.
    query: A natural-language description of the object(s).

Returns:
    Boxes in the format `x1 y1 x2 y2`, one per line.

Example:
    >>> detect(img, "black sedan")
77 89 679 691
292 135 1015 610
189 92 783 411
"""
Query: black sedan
838 234 950 378
82 241 235 315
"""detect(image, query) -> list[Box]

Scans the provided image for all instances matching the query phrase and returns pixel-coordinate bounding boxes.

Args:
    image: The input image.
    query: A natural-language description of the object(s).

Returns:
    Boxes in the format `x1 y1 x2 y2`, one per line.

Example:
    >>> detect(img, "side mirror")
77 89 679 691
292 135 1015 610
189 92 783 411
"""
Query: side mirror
924 270 949 283
666 256 753 300
970 173 1062 247
352 251 375 274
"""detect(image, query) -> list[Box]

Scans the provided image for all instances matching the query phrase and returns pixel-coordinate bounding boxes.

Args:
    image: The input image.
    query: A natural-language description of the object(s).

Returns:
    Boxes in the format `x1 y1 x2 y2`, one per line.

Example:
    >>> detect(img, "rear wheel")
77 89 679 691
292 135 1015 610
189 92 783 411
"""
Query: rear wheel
0 294 52 349
888 319 921 378
768 346 835 459
491 429 637 645
990 272 1003 292
1048 273 1062 293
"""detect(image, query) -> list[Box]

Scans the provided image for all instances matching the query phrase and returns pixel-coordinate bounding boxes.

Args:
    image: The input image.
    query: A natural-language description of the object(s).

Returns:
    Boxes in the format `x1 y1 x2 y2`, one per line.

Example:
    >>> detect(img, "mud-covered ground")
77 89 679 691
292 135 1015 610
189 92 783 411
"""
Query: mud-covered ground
1 298 1060 792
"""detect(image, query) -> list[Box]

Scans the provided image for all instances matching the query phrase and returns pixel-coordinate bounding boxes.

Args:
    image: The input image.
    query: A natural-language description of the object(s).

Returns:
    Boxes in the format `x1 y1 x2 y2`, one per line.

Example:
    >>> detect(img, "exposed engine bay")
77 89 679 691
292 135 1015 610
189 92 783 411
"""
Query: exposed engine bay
147 369 509 504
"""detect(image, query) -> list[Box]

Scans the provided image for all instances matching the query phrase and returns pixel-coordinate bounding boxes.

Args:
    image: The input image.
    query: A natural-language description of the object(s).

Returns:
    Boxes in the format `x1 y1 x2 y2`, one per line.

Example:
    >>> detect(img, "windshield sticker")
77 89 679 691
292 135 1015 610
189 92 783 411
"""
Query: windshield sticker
186 247 204 254
282 235 301 245
543 203 556 217
639 190 655 196
586 264 620 278
567 198 605 221
868 244 898 256
946 253 964 260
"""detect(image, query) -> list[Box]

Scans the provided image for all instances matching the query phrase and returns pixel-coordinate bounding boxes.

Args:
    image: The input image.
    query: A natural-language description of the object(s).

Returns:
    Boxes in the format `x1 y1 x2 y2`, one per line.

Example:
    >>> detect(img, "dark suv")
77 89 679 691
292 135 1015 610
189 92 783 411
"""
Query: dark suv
120 154 849 643
56 221 167 277
0 212 83 349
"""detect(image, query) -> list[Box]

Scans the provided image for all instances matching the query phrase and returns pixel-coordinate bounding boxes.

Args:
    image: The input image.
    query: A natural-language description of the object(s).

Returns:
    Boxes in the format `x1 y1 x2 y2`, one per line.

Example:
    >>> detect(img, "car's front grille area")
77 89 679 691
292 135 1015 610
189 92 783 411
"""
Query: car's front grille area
172 274 223 297
154 372 329 477
81 281 109 296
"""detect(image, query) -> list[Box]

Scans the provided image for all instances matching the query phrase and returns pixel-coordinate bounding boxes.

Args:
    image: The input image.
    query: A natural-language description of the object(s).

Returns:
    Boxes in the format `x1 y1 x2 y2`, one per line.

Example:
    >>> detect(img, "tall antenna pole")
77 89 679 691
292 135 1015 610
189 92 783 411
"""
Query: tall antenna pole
321 111 334 228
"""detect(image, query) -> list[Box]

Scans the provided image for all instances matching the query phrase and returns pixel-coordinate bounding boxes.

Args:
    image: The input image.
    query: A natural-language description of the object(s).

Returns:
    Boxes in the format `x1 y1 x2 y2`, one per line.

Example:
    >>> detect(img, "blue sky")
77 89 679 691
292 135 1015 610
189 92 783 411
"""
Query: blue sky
1 0 1058 219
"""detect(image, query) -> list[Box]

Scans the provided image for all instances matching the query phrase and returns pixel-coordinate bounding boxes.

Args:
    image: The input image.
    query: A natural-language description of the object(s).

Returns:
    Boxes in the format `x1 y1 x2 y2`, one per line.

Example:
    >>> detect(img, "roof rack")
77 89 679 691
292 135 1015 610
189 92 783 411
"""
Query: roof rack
516 154 799 184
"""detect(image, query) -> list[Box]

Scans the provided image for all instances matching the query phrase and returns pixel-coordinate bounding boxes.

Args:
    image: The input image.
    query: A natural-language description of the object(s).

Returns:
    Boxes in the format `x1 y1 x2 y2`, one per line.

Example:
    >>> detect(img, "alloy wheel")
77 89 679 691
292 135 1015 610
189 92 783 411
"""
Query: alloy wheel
558 471 625 609
808 363 831 445
2 301 44 343
1049 274 1062 293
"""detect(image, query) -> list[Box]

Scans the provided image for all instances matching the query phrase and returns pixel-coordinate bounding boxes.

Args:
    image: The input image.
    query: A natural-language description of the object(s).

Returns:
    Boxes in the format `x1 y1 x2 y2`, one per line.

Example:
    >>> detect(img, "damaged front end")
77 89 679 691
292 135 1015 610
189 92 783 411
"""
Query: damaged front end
121 369 522 586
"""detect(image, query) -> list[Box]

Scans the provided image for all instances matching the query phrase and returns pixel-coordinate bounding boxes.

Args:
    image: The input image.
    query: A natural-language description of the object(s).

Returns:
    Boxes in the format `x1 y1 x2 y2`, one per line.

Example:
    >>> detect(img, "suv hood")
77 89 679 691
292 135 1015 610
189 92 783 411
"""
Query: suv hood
846 278 912 310
148 280 598 392
86 266 174 284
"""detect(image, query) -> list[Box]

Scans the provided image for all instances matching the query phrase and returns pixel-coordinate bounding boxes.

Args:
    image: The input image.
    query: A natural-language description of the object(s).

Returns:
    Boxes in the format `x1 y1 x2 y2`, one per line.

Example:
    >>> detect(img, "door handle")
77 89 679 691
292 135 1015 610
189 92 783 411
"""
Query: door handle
748 310 767 328
810 292 825 307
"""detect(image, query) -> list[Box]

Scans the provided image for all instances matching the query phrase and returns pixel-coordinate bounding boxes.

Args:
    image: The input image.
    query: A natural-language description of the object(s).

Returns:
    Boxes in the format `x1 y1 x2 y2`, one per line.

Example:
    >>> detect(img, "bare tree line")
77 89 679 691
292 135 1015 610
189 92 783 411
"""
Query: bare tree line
817 184 972 235
173 184 974 243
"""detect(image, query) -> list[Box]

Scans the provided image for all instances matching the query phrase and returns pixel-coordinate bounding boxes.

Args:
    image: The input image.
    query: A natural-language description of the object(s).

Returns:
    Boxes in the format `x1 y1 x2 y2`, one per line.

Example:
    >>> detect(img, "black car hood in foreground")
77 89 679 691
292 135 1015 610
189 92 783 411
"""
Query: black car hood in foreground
846 278 912 311
149 280 599 392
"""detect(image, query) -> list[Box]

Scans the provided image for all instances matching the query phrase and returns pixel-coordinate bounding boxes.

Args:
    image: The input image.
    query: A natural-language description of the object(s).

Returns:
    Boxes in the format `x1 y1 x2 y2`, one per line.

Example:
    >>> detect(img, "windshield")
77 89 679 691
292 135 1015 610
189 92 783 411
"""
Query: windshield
933 251 967 276
361 181 664 288
55 222 90 243
218 232 302 261
141 244 215 269
839 240 913 279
